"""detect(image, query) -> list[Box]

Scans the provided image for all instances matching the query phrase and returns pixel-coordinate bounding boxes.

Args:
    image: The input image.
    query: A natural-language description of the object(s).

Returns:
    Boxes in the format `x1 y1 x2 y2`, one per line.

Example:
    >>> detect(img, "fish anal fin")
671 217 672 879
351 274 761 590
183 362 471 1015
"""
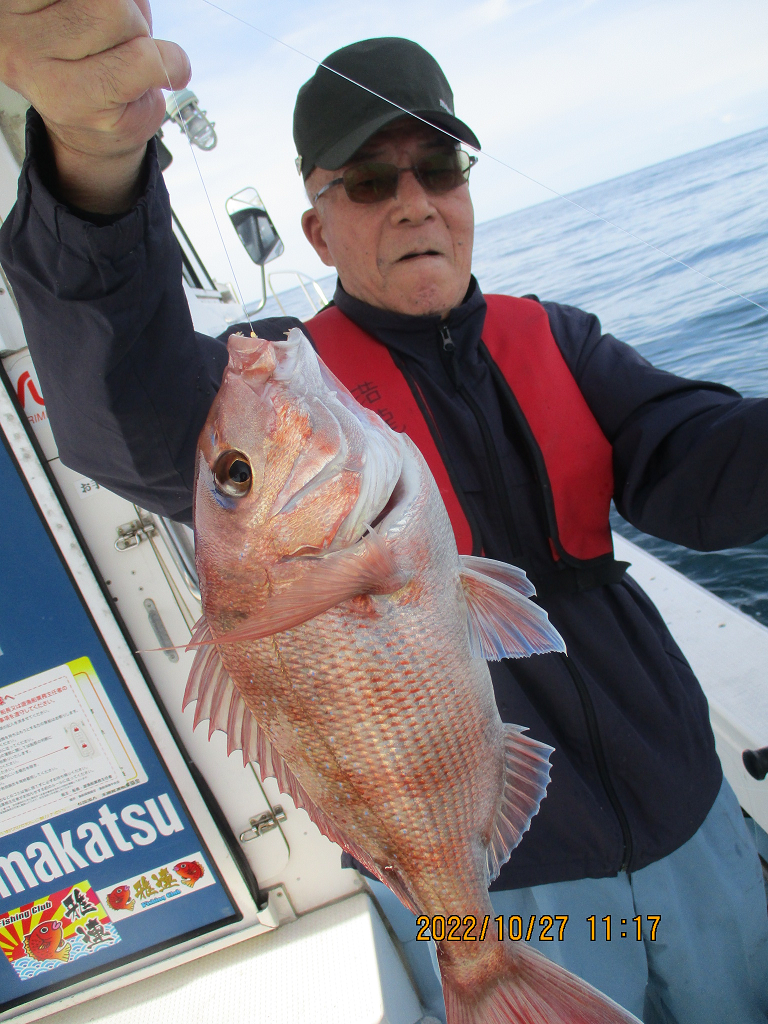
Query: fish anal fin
486 724 554 884
460 565 566 660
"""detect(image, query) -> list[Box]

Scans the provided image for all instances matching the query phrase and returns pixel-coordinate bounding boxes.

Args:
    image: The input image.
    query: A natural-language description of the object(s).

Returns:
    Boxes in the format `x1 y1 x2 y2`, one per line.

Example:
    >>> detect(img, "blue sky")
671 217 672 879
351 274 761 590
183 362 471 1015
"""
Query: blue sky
152 0 768 301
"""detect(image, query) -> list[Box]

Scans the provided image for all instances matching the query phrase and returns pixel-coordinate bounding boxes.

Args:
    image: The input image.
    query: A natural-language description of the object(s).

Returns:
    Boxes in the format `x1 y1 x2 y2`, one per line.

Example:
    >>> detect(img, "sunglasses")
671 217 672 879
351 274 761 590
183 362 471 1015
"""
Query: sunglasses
312 150 478 205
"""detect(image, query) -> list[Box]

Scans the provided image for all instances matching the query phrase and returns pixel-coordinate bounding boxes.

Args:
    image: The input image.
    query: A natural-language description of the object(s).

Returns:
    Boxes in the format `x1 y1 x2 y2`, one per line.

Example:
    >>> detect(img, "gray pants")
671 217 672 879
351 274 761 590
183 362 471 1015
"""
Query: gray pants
368 777 768 1023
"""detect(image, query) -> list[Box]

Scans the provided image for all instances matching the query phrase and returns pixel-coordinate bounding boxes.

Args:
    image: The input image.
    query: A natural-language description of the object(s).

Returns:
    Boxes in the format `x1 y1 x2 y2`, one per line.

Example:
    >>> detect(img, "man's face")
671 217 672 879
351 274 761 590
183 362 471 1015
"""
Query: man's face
301 122 474 318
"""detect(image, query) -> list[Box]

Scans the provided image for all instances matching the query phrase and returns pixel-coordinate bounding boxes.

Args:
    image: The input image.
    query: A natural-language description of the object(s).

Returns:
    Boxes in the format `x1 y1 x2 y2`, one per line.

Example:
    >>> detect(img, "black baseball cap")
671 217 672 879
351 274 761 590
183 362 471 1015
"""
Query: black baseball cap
293 37 480 179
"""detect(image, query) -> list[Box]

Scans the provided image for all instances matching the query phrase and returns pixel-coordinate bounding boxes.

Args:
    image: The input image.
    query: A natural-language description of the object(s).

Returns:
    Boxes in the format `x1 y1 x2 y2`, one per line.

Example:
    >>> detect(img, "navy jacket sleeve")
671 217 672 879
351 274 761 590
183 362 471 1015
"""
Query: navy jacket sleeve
544 301 768 550
0 110 298 524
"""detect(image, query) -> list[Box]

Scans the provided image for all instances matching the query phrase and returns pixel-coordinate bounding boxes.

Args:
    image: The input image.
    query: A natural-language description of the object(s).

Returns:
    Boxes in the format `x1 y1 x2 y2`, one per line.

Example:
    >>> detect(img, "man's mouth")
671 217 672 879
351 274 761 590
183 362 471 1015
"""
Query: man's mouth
397 249 442 262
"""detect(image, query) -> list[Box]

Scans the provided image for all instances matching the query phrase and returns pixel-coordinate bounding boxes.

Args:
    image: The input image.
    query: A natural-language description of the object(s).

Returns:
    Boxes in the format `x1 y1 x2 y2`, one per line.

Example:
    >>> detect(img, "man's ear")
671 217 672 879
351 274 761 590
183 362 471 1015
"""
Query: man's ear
301 207 335 267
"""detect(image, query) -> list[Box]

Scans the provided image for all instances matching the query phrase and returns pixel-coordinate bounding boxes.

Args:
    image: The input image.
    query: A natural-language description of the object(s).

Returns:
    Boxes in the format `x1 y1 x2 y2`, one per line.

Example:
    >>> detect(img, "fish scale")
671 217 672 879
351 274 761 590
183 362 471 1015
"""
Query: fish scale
189 328 641 1024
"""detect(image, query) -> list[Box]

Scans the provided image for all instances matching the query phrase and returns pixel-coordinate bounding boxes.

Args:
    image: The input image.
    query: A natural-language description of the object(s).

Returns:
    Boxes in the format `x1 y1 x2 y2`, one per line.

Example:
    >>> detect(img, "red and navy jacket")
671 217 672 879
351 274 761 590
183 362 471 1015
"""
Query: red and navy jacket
4 112 768 887
307 296 622 584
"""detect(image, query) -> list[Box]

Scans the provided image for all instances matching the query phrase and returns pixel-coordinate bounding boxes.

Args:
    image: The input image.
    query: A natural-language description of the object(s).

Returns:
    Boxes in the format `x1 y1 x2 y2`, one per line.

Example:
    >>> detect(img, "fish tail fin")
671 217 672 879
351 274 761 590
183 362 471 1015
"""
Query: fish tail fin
55 943 71 962
441 940 640 1024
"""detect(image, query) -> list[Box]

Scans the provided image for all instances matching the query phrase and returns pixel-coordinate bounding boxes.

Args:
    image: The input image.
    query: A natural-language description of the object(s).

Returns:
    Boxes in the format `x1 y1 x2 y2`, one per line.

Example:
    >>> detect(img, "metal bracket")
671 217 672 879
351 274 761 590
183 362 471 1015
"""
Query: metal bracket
239 805 287 842
115 515 156 551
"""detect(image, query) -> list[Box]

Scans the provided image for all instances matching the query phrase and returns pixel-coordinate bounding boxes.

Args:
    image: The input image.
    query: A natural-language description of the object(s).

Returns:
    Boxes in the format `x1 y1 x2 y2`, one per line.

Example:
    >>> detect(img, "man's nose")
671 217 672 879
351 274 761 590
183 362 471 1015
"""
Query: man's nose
391 167 435 218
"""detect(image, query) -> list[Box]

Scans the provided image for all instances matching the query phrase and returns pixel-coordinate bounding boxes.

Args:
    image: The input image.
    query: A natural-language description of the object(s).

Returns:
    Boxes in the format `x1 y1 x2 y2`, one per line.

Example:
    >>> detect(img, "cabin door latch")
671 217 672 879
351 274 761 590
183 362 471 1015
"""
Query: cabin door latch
115 515 157 551
240 806 287 842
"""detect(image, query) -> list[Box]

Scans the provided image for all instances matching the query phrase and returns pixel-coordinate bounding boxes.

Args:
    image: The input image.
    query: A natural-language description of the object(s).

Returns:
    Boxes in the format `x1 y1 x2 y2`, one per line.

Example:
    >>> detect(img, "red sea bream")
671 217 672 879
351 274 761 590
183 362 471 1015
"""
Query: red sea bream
185 328 639 1024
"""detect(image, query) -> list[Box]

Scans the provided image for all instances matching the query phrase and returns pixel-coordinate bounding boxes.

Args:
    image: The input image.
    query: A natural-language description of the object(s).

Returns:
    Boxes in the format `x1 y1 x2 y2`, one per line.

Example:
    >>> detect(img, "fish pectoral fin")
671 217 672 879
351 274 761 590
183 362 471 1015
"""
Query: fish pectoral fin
487 724 554 883
210 532 407 644
459 554 536 596
460 564 566 660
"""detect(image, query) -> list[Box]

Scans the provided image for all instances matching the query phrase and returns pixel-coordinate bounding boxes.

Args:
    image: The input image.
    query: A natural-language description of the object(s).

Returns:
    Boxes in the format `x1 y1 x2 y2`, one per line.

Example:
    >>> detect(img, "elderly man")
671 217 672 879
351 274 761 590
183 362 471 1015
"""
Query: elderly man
1 6 768 1023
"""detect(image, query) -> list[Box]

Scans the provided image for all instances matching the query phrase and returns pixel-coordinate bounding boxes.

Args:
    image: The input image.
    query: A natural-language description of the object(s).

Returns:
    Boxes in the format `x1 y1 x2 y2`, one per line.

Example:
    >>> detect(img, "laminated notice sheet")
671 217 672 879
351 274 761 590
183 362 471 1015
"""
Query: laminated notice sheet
0 658 147 838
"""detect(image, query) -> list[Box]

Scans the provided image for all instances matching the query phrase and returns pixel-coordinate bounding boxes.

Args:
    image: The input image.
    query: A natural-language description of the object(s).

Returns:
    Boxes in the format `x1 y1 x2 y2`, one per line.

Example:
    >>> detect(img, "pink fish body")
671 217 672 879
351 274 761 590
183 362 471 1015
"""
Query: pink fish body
24 919 70 962
188 329 639 1024
106 885 135 912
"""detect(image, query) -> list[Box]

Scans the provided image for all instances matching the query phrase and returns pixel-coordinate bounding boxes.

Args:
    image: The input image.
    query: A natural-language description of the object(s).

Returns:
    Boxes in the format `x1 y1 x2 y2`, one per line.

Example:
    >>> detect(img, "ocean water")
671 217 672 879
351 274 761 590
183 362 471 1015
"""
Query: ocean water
262 127 768 625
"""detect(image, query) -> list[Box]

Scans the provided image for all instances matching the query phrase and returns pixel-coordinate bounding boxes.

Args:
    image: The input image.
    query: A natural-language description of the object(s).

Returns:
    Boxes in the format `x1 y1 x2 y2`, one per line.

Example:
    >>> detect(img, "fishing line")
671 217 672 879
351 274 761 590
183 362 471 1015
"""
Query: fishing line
192 0 768 317
162 65 257 331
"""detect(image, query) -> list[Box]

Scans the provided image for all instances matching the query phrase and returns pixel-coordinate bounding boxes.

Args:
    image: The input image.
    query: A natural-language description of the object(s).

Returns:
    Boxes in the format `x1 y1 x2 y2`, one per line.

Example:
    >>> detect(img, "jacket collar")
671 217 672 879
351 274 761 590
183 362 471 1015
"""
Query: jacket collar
330 276 488 367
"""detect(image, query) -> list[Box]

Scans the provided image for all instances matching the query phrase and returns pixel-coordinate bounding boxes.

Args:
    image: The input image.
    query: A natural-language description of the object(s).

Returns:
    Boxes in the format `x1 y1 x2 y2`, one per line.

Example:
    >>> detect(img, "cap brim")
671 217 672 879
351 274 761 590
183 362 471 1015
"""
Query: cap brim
315 109 480 172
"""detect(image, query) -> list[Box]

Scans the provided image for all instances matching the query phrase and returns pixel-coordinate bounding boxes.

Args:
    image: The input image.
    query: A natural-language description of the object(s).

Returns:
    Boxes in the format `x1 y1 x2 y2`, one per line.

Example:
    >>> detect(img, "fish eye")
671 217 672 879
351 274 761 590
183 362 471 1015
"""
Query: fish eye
213 450 252 498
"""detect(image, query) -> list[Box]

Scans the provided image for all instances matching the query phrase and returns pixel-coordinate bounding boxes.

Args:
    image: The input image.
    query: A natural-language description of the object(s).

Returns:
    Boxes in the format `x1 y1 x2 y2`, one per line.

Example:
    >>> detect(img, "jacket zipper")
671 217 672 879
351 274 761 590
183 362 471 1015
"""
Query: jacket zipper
438 325 523 561
439 324 633 872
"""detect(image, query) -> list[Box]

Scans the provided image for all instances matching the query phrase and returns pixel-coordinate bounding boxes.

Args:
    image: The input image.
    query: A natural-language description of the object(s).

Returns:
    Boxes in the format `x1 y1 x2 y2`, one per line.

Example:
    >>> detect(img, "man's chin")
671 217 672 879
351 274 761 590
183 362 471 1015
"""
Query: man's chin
383 264 466 317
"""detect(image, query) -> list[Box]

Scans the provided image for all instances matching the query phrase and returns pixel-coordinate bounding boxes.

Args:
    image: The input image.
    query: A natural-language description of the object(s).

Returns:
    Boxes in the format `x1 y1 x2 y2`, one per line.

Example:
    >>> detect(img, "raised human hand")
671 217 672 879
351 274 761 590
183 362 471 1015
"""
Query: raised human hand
0 0 191 211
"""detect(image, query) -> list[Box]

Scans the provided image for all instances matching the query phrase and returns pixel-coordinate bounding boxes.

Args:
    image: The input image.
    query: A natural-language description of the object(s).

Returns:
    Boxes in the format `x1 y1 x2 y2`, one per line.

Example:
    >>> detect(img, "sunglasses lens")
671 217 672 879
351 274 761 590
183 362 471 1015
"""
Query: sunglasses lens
340 151 476 204
417 151 473 193
343 163 400 203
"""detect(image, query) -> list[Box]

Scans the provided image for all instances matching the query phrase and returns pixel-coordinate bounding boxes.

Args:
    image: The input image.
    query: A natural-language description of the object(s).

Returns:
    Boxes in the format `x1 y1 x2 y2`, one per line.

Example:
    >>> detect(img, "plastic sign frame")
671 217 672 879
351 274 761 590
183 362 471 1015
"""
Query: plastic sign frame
0 375 271 1023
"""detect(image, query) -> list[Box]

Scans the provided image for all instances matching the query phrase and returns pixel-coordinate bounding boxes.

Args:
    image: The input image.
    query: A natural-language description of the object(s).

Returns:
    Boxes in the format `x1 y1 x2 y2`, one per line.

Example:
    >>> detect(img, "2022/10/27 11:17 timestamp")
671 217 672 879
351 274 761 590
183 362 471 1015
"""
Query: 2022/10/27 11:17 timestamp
414 914 661 941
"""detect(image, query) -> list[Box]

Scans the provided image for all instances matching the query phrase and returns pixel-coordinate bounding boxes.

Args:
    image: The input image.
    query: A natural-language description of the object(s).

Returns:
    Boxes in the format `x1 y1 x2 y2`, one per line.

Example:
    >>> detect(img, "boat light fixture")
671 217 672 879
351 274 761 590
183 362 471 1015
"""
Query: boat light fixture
165 89 217 151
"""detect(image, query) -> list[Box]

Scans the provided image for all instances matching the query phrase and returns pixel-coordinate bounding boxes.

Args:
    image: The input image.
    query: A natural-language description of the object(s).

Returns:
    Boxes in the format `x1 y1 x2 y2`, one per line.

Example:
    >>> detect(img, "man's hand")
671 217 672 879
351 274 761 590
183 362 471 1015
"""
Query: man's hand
0 0 190 212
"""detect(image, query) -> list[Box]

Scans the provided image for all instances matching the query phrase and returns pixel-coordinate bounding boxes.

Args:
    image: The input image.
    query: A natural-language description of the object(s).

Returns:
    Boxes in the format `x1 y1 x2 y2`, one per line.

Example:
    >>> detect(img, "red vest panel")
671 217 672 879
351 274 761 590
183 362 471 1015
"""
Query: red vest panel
306 296 614 564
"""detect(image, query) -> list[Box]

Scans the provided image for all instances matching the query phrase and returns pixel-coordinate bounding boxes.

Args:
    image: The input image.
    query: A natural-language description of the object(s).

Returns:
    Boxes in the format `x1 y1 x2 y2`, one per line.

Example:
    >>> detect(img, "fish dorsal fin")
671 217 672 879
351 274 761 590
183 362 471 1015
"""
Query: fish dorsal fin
459 554 536 597
459 564 566 660
486 724 554 884
184 616 416 908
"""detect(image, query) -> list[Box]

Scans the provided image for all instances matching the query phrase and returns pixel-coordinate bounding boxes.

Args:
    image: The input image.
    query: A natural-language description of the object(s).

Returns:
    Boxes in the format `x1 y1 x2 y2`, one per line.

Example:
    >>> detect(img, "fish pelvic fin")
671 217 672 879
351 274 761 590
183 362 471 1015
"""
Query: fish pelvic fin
183 618 240 740
184 615 415 908
459 561 566 660
441 939 641 1024
486 724 554 884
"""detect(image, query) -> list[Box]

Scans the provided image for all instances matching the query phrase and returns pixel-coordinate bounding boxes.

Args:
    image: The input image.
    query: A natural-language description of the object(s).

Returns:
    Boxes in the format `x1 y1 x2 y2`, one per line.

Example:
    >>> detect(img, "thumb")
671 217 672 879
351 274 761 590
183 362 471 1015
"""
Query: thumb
153 39 192 92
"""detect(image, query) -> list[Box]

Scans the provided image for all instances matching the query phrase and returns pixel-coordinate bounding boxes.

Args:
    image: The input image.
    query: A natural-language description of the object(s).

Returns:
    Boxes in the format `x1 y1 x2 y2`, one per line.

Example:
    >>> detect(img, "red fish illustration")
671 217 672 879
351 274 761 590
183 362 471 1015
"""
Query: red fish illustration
106 885 135 912
23 919 70 962
174 861 204 887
